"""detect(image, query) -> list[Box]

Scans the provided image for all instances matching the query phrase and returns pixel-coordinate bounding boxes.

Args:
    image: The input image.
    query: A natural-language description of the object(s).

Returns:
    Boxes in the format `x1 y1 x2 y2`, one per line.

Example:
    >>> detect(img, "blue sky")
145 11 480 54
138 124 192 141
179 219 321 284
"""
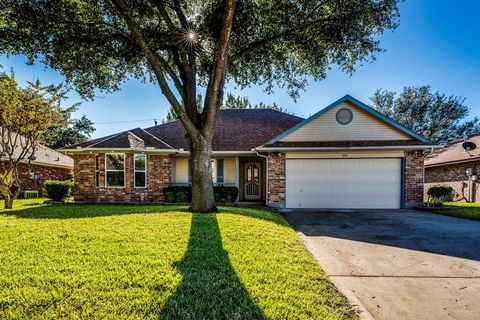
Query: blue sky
1 0 479 139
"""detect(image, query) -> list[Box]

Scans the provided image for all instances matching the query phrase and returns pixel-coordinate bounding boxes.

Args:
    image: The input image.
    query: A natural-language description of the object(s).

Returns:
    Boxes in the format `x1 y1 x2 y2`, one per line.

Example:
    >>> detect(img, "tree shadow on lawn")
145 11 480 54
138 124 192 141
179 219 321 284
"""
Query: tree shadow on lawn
0 203 189 219
159 213 265 320
1 203 289 228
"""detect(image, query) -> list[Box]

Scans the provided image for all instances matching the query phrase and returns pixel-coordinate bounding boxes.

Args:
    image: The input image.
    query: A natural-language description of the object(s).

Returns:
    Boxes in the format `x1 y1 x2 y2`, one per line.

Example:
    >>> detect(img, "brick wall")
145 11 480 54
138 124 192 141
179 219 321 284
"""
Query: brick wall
73 153 171 203
0 160 72 191
425 160 480 202
404 150 425 207
267 152 285 207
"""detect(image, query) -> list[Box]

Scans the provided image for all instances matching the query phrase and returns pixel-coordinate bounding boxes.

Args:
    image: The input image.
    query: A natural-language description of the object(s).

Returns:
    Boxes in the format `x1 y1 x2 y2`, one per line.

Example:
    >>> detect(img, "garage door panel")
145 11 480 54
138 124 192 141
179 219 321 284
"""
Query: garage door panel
286 158 401 209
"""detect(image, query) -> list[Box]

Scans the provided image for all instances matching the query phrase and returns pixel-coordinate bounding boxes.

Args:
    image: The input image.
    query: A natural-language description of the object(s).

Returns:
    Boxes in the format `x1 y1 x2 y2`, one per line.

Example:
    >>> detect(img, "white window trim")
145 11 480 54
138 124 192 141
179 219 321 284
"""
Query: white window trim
94 154 100 188
134 154 147 188
211 159 217 183
105 153 125 188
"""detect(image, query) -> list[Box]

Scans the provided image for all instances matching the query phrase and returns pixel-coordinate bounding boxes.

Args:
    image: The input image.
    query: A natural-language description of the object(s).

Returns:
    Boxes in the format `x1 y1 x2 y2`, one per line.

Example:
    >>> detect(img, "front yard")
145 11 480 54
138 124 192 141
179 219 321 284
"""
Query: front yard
0 199 356 320
431 202 480 221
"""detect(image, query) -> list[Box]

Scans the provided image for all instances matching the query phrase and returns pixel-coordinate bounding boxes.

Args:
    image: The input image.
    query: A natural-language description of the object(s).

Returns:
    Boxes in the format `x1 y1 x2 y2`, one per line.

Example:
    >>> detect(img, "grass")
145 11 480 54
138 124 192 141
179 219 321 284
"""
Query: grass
429 201 480 221
0 199 356 320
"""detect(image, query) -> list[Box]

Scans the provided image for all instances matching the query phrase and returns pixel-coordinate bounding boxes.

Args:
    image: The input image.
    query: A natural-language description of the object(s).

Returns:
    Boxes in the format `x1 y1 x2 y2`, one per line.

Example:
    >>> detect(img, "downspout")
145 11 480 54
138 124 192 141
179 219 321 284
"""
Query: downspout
255 149 269 205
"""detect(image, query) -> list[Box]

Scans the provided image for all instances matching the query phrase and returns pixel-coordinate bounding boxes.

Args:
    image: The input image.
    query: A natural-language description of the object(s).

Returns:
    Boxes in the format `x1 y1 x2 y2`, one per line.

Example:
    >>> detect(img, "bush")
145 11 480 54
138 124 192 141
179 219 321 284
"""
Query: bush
163 186 191 203
44 180 73 201
427 185 453 207
163 186 238 203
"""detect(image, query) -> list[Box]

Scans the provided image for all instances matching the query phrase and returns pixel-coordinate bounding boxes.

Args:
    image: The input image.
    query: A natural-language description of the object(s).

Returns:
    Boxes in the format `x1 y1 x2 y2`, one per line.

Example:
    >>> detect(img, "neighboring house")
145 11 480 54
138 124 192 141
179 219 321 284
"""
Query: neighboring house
425 134 480 202
62 95 436 209
0 141 73 193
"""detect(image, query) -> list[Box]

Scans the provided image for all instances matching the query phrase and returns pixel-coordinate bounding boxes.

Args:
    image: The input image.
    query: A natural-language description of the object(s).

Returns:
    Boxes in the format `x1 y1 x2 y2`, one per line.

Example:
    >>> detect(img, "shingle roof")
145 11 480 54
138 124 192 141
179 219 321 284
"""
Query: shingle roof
0 131 73 168
65 109 304 151
65 128 173 150
425 133 480 167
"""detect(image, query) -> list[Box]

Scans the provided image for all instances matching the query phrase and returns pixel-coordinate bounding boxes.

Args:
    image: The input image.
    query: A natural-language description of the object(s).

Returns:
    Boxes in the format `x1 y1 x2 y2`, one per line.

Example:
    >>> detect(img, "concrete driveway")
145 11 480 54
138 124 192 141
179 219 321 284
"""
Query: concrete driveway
282 209 480 320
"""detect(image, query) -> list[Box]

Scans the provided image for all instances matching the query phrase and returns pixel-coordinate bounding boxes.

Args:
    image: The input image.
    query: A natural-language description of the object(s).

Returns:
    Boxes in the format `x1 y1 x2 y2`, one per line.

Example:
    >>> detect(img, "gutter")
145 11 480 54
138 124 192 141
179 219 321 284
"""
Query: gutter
425 157 480 168
61 147 177 154
255 145 441 152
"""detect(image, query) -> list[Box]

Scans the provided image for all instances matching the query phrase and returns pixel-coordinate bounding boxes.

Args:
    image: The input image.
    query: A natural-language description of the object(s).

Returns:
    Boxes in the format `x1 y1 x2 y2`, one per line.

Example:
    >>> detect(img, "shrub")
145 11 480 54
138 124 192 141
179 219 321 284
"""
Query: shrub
164 190 176 203
163 186 238 203
427 185 453 207
44 180 73 201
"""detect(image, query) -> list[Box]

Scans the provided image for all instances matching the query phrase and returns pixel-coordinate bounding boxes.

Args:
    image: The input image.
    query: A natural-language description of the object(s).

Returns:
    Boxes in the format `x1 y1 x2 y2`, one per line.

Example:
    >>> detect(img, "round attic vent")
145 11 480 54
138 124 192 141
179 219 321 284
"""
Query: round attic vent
336 108 353 125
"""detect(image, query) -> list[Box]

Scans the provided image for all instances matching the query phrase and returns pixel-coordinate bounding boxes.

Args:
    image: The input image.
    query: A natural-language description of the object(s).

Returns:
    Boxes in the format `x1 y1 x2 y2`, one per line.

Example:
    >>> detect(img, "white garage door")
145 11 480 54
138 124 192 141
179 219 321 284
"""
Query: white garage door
286 158 402 209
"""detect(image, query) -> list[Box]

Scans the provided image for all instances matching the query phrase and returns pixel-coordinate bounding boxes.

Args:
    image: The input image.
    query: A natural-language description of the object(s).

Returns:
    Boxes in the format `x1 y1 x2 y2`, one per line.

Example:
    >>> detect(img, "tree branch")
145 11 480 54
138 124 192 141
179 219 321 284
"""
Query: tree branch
202 0 238 139
230 15 333 62
111 0 198 135
151 0 198 119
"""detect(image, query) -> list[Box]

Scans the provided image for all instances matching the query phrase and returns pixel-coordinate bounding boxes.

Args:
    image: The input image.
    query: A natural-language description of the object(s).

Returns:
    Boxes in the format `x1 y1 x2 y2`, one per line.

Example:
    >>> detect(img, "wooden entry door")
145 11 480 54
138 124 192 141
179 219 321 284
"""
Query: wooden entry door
244 162 262 200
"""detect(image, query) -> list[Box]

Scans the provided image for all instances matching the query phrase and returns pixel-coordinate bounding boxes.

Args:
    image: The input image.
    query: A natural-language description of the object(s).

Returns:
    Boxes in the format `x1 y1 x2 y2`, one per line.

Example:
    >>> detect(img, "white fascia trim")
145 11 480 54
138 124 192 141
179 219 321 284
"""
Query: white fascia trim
255 145 441 152
174 150 257 156
425 157 480 168
61 148 177 154
0 157 73 170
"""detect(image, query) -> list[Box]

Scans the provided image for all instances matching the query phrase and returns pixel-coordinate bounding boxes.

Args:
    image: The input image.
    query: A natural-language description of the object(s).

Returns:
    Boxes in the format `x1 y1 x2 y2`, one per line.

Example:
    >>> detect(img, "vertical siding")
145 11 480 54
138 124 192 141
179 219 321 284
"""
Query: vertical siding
223 157 236 184
173 157 237 184
174 158 189 183
280 102 410 141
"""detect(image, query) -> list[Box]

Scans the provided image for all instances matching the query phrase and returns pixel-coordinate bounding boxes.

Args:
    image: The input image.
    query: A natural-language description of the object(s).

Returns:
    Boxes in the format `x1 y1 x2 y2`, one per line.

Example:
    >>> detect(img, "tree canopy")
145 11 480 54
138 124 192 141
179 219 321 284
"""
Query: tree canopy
42 106 96 149
371 86 480 144
0 0 402 211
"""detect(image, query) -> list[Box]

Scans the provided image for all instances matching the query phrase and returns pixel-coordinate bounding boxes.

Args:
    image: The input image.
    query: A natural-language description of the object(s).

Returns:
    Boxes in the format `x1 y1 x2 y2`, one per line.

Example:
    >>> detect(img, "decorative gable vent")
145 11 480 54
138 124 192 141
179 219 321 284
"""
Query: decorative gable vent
335 108 353 125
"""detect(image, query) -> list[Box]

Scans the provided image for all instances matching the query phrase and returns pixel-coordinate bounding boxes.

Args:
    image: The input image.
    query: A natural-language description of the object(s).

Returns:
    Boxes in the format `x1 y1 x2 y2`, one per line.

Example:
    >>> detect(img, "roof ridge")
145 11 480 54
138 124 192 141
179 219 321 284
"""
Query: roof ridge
126 130 144 142
86 131 126 149
139 128 175 149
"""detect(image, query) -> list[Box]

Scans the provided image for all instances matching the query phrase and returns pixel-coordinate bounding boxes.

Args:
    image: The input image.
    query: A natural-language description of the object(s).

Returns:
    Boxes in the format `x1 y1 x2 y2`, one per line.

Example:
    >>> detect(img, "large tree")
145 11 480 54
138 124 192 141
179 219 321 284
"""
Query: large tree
42 105 96 149
0 72 64 209
0 0 402 212
371 86 480 144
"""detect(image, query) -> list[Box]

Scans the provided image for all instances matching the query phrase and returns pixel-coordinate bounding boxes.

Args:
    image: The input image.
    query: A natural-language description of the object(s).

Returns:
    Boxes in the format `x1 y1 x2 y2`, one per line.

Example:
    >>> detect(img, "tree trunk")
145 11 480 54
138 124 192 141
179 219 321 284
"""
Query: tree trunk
189 138 217 213
4 193 13 210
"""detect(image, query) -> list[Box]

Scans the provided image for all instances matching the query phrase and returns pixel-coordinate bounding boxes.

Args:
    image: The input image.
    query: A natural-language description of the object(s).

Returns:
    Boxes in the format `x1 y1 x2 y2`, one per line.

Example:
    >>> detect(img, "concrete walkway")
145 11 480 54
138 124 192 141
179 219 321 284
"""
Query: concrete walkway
283 210 480 320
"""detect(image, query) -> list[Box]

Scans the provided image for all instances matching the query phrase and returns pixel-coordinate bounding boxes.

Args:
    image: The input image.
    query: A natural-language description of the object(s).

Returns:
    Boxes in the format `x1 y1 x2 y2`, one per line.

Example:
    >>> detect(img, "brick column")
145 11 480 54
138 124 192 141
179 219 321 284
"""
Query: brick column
145 155 171 203
267 152 286 208
404 150 424 207
73 154 96 202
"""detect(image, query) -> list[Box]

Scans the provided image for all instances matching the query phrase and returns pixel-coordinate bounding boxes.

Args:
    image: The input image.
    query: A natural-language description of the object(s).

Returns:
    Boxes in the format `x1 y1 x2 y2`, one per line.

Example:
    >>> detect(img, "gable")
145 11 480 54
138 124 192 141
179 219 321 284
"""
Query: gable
279 102 411 142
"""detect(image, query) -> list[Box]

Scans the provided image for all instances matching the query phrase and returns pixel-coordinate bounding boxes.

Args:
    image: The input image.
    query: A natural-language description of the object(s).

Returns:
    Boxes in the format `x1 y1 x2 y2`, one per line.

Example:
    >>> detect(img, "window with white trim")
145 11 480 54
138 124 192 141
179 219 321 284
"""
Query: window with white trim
105 153 125 187
134 154 147 188
95 154 100 187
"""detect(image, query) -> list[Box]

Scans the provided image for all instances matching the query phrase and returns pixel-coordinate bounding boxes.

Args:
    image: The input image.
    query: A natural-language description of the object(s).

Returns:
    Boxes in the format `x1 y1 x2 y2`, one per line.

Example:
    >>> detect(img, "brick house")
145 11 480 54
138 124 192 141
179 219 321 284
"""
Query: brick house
1 142 73 193
425 134 480 202
63 95 436 209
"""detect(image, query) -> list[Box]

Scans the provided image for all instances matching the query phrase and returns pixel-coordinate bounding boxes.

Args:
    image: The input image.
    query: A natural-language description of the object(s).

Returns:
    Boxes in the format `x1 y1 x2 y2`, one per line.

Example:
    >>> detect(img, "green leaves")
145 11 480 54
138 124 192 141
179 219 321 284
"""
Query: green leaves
371 86 480 144
0 0 401 100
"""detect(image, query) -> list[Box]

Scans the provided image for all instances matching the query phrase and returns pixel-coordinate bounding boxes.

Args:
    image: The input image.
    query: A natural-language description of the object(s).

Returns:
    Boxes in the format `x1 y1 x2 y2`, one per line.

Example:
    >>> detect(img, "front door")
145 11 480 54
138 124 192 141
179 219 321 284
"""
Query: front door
244 162 262 200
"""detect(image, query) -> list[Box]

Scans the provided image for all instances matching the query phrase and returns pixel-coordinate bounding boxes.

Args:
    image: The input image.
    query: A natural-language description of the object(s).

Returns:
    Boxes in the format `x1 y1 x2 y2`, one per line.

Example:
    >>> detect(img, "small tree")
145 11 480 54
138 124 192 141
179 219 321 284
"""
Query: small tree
0 71 64 209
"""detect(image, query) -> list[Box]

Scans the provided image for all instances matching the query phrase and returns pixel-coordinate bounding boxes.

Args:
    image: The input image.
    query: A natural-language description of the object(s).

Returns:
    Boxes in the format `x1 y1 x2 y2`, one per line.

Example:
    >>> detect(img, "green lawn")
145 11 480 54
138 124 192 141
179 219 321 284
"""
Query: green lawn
431 201 480 221
0 199 356 320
